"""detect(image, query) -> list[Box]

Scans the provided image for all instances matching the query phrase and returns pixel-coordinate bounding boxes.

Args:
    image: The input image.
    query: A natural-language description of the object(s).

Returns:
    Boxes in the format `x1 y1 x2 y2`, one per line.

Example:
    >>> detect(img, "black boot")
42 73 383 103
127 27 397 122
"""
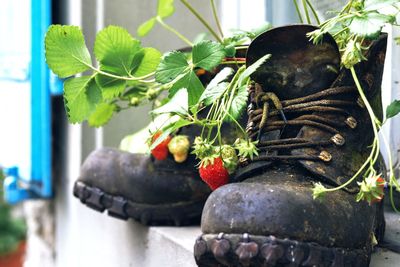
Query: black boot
194 25 387 266
73 125 211 226
73 48 248 226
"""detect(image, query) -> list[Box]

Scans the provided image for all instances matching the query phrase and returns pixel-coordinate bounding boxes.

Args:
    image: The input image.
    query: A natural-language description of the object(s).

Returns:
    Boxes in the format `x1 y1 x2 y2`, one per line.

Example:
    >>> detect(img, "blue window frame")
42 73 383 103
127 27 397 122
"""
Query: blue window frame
2 0 61 204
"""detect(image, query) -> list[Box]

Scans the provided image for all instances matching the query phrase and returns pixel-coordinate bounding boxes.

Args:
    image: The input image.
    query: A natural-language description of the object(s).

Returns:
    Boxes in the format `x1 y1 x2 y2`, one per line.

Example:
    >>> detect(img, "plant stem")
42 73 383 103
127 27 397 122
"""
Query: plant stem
390 185 400 212
380 125 400 211
350 67 380 151
302 0 312 24
156 17 193 46
293 0 304 23
210 0 224 39
180 0 223 43
319 68 381 194
85 64 149 81
322 139 377 192
78 58 157 82
305 0 320 24
340 0 354 15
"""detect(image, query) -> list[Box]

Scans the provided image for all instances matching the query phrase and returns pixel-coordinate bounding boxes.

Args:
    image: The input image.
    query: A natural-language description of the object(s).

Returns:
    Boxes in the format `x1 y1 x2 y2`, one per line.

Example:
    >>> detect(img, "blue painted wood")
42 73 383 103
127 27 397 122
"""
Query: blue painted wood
4 0 53 203
30 0 52 198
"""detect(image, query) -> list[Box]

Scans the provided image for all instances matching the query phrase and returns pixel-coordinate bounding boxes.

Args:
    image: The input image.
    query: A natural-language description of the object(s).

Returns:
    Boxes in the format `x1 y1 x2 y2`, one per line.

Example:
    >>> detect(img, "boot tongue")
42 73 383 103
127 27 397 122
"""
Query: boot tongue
246 24 340 99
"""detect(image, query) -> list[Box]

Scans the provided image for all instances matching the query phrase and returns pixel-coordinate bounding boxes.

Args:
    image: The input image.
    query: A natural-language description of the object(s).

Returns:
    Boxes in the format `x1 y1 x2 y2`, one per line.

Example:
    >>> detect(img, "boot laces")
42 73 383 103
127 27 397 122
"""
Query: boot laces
246 83 360 163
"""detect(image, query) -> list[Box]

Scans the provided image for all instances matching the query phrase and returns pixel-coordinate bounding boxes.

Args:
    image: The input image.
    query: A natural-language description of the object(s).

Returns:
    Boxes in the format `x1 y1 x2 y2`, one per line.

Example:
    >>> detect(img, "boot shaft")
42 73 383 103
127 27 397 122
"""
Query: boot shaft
237 25 387 191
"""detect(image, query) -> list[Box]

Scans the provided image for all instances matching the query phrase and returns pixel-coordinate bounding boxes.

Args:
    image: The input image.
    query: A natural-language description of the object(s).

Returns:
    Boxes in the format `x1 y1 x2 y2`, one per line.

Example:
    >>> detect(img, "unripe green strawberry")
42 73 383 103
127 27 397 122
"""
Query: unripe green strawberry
168 135 190 163
146 88 158 100
218 145 238 174
130 97 141 106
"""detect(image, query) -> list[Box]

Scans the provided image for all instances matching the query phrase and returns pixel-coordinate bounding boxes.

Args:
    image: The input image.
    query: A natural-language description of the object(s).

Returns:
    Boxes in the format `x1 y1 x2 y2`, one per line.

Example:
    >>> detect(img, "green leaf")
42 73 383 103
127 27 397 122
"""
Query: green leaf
155 51 189 83
95 72 126 100
199 67 234 105
192 40 225 71
137 17 157 37
132 47 162 77
200 82 228 106
224 44 236 57
227 85 248 120
150 119 192 150
88 103 116 127
239 54 271 86
386 100 400 119
206 67 234 89
349 12 394 38
170 70 204 106
94 25 141 75
365 0 399 11
64 76 102 123
157 0 175 18
152 89 188 115
45 25 91 78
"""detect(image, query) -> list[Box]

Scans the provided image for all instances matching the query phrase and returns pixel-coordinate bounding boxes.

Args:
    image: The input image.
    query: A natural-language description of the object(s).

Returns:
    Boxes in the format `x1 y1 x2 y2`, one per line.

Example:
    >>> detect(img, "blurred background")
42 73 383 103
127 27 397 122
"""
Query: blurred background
0 0 399 267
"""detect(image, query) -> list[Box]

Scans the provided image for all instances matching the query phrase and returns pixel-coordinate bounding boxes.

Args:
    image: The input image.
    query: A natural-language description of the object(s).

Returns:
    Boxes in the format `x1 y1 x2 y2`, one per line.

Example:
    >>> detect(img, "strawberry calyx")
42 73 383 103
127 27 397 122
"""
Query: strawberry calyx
218 145 238 174
356 174 386 205
234 138 259 160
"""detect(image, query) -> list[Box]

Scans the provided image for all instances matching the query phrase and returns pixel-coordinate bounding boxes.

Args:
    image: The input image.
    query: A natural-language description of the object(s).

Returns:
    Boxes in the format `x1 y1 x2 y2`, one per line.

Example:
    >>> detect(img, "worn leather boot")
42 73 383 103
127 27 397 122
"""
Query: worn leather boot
194 25 387 266
73 124 211 226
73 48 248 226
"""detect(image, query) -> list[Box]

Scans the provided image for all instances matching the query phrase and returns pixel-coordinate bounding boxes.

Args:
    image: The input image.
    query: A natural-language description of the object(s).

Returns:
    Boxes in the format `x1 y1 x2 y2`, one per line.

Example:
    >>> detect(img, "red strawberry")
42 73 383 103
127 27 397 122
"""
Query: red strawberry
151 132 171 160
370 177 385 204
199 157 229 190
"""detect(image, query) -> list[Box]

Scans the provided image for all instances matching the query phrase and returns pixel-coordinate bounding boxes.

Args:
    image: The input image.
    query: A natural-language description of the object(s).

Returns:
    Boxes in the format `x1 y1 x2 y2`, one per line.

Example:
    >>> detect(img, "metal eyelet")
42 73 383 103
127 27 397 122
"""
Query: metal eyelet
319 151 332 162
357 97 365 108
331 134 345 146
345 116 357 129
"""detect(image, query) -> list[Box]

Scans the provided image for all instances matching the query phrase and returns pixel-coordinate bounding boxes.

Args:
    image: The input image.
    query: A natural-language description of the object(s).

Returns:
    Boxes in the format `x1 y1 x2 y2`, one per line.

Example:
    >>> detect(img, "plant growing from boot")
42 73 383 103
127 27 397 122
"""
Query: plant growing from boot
300 0 400 208
45 0 400 202
45 0 267 189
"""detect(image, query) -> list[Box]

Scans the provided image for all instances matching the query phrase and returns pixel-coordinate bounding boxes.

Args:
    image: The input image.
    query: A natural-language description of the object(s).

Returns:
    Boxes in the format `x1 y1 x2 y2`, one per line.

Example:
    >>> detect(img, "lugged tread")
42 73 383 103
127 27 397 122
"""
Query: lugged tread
194 233 370 267
73 181 205 226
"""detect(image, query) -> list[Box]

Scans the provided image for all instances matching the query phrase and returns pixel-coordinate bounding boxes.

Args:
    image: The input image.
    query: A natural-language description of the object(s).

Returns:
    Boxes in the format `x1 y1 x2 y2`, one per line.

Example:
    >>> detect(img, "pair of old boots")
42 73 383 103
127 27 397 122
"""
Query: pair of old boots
73 25 388 266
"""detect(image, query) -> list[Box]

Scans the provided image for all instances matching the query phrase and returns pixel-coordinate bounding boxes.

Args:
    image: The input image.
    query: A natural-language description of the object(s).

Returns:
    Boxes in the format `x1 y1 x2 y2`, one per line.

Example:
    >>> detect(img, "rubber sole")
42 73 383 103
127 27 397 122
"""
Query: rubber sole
73 181 205 226
194 233 370 267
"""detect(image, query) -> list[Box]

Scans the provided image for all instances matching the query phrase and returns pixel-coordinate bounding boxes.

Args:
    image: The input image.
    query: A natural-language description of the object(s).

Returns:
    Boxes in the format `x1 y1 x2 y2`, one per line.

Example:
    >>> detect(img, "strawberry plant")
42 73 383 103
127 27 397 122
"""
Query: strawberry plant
45 0 400 199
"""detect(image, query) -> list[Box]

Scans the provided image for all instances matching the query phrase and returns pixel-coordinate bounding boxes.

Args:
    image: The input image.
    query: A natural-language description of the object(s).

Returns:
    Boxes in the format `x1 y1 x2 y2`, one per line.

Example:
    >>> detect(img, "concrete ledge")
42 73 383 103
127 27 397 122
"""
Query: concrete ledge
150 211 400 267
